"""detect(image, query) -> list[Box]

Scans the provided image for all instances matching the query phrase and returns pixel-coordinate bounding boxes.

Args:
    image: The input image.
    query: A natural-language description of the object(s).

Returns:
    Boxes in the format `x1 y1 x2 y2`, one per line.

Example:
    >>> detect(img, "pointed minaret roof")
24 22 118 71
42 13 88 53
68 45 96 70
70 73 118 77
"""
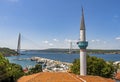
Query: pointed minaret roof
80 7 85 30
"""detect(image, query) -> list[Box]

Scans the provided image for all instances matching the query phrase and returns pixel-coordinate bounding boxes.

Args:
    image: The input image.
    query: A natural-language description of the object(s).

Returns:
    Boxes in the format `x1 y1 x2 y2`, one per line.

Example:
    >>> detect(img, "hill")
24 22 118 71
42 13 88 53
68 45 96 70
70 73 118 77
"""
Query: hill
0 47 17 56
25 48 120 54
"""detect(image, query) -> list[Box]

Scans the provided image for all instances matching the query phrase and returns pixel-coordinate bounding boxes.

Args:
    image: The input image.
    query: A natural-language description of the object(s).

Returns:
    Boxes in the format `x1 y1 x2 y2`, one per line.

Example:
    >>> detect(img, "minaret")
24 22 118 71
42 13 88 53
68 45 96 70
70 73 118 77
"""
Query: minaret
17 33 21 55
77 8 88 76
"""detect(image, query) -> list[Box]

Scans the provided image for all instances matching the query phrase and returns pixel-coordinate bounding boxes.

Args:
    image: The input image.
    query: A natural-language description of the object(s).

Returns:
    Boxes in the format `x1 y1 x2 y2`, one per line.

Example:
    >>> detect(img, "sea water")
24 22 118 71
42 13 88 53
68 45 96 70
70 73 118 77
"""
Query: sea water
7 51 120 68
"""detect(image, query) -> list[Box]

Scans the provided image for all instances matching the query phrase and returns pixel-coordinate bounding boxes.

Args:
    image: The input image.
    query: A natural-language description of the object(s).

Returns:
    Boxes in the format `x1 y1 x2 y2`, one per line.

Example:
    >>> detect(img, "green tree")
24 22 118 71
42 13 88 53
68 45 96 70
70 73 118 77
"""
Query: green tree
0 53 9 81
70 55 115 78
7 63 24 81
0 54 24 82
29 64 42 74
70 59 80 74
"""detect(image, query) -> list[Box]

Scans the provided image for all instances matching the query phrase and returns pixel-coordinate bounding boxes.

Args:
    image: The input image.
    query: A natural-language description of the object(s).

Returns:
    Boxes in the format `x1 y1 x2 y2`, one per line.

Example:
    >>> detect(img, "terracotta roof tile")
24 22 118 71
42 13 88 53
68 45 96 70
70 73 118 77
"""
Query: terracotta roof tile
115 72 120 80
17 72 115 82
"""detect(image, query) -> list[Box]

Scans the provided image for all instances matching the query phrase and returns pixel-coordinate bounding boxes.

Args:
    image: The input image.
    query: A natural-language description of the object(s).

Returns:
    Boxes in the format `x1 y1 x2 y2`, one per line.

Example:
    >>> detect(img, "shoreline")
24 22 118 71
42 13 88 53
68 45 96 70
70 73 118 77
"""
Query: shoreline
15 56 72 72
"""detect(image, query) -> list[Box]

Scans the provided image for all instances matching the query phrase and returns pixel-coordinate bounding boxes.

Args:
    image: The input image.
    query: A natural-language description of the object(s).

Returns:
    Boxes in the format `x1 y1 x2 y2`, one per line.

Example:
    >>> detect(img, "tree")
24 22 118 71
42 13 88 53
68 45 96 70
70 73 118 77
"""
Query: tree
0 54 24 82
70 55 115 78
0 53 9 81
7 63 24 81
29 64 42 74
70 59 80 74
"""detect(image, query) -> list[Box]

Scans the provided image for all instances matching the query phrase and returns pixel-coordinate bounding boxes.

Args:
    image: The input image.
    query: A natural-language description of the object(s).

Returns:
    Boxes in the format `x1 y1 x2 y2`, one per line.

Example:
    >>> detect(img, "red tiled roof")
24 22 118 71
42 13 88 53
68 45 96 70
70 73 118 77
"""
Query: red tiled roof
17 72 115 82
115 72 120 80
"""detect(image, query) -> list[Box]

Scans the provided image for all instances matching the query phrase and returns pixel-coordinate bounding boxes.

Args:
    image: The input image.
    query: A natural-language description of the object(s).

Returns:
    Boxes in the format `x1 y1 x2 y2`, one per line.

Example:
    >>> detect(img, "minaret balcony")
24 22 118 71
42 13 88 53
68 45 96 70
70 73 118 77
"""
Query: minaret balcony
77 41 88 49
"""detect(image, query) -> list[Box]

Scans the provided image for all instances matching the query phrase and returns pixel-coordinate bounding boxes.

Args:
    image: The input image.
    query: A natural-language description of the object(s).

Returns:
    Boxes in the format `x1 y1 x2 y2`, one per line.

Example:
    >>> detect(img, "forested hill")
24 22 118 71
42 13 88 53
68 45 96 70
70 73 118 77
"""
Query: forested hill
0 48 17 56
27 48 120 54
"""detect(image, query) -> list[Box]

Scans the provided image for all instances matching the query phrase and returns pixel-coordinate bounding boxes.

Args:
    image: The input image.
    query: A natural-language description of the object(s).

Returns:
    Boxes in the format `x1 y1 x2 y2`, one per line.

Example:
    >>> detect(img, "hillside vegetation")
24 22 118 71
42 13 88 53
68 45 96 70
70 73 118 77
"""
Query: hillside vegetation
0 54 24 82
0 48 17 56
70 55 117 78
27 48 120 54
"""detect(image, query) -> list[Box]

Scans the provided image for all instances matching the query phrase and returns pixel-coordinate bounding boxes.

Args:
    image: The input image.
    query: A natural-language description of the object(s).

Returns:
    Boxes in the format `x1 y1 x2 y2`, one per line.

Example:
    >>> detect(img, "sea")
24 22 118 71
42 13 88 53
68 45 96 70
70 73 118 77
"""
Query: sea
7 51 120 68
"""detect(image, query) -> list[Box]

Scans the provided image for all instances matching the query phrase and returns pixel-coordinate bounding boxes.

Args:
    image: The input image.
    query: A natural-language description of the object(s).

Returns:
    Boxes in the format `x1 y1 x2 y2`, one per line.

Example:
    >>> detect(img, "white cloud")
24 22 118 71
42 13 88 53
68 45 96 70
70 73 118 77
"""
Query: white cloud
91 40 95 42
42 40 54 46
64 39 71 42
116 37 120 40
49 43 53 46
88 39 114 49
64 39 79 45
53 39 59 42
42 40 49 44
91 39 100 43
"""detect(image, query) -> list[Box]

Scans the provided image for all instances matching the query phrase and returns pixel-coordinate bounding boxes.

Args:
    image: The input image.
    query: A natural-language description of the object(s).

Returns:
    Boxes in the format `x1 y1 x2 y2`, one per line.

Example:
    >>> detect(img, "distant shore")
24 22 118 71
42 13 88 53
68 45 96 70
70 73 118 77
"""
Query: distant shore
24 49 120 55
2 48 120 57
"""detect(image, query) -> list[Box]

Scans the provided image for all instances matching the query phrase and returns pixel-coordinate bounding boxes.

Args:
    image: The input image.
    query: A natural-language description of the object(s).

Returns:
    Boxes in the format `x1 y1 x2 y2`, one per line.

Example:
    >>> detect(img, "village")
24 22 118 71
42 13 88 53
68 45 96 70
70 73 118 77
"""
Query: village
30 57 72 72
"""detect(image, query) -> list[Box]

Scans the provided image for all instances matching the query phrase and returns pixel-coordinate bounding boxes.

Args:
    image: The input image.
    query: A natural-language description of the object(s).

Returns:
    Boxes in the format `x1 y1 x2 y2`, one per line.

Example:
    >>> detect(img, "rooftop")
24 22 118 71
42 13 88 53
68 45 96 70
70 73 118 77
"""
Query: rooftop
17 72 115 82
115 72 120 80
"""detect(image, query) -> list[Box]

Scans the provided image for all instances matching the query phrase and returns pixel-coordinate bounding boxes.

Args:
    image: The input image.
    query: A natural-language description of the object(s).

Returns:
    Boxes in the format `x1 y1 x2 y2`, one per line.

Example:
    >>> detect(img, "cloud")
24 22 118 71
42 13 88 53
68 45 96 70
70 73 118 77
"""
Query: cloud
88 39 112 49
42 40 53 46
91 40 95 42
116 37 120 40
53 39 59 42
42 40 49 44
64 39 79 43
91 39 100 42
64 39 71 42
49 43 53 46
90 39 107 44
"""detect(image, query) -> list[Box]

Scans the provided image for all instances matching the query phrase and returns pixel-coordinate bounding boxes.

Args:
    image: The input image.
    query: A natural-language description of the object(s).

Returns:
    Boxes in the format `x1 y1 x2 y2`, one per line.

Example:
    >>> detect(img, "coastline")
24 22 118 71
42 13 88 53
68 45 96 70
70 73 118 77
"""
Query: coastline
24 49 120 55
7 52 120 72
16 56 72 72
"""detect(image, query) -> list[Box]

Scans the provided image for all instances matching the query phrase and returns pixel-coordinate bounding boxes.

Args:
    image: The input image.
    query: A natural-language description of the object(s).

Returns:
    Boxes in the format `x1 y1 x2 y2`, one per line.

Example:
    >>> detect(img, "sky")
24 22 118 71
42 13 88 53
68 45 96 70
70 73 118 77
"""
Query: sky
0 0 120 50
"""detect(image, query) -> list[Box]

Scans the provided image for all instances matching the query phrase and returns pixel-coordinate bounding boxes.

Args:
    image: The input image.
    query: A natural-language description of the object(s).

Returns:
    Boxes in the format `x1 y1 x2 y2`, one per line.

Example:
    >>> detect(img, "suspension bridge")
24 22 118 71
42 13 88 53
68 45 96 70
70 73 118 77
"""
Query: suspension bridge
16 33 79 55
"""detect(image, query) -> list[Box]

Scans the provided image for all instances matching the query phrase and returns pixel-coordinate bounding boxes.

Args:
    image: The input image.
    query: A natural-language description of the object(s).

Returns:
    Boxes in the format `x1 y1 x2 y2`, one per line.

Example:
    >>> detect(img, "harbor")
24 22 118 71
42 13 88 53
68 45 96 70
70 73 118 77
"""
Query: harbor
30 56 72 72
14 56 72 72
7 53 120 68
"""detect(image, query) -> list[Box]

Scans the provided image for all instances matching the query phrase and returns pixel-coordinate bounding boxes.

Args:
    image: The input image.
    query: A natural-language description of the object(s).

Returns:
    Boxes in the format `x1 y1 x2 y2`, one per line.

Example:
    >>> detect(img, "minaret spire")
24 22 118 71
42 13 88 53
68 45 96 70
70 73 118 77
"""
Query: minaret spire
80 7 85 30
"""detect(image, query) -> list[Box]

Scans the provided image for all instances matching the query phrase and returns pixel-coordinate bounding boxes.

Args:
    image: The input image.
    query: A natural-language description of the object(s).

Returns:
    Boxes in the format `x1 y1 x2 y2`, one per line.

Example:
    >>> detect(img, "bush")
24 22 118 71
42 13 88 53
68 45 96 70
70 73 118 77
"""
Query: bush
0 54 24 82
29 64 42 74
70 55 115 78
